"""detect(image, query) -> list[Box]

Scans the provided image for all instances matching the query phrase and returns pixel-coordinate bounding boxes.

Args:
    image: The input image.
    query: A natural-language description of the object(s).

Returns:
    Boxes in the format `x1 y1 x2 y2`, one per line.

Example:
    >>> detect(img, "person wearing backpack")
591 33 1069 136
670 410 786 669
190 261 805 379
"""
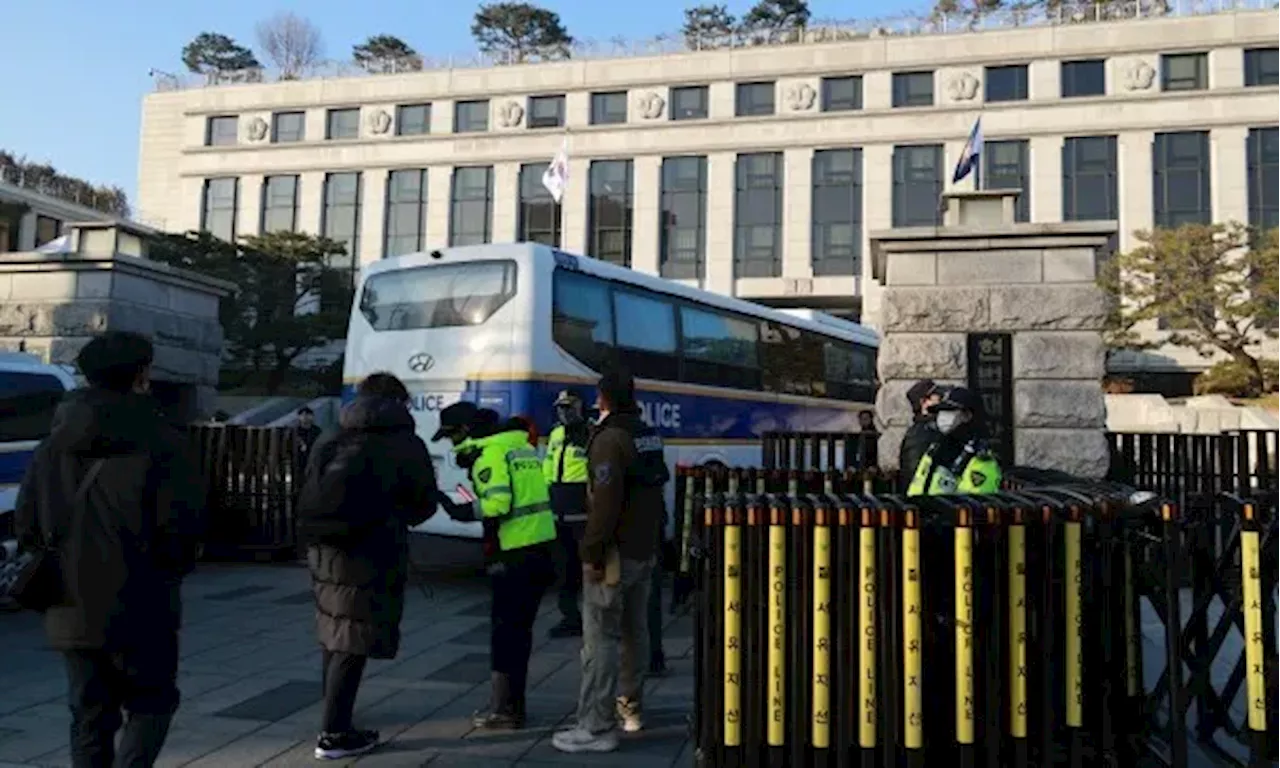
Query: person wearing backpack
296 372 439 761
13 331 206 768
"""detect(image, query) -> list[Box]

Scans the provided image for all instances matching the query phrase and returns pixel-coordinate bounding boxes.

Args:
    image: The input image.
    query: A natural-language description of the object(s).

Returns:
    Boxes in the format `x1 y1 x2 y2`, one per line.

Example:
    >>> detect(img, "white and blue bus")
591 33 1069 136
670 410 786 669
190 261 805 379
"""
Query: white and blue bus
0 353 78 536
342 243 879 539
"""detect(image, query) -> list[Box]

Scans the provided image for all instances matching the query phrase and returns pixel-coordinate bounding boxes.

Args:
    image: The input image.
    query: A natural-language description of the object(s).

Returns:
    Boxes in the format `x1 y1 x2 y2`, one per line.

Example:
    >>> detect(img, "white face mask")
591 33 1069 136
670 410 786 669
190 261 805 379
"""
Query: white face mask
936 411 964 434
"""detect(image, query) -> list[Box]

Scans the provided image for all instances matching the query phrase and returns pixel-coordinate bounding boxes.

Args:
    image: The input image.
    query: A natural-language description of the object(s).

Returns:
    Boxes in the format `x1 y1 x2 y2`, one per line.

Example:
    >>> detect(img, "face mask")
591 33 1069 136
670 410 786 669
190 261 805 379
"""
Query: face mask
936 411 963 435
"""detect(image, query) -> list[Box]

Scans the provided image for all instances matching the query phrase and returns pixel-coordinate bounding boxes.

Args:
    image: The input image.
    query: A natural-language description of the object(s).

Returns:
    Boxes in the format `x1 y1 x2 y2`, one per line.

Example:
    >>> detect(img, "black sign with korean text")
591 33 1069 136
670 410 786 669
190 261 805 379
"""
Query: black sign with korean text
966 332 1014 467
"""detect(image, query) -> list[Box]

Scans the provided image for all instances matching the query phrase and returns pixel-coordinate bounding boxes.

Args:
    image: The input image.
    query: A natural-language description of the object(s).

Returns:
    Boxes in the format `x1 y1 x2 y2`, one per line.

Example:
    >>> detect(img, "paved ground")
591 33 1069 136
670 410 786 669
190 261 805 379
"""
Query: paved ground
0 553 696 768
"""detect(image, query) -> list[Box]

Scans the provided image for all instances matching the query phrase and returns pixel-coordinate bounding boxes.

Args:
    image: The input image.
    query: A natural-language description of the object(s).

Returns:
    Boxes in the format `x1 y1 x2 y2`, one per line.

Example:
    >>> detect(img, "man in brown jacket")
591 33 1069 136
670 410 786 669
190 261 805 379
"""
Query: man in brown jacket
552 367 669 754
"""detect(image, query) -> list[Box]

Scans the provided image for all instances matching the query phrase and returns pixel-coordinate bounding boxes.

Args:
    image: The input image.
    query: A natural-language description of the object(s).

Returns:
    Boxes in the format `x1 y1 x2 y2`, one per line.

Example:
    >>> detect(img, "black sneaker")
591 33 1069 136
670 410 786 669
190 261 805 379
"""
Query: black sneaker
472 708 525 730
314 729 379 760
548 619 583 638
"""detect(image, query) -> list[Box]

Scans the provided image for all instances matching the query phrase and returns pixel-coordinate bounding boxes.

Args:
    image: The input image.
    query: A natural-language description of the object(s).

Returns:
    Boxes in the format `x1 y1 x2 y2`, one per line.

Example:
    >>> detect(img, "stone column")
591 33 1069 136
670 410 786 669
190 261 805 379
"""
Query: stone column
704 152 736 295
631 156 662 276
425 166 451 249
870 190 1117 479
359 168 388 266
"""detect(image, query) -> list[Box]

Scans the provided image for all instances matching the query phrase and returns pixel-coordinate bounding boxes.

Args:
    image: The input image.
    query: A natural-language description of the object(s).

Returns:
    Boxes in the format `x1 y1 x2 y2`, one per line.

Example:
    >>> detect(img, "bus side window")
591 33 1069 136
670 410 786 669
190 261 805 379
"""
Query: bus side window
613 289 679 381
552 269 615 371
0 371 66 442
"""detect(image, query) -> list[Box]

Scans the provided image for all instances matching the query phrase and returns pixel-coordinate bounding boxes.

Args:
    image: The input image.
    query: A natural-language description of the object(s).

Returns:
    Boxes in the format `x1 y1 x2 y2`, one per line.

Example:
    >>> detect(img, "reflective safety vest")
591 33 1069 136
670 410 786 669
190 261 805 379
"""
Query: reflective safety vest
543 425 589 485
907 441 1002 496
469 429 558 551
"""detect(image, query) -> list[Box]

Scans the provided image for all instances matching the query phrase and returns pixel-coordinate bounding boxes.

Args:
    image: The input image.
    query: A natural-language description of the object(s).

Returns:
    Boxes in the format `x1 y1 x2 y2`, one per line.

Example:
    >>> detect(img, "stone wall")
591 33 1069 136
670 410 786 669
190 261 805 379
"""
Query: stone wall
0 223 234 420
871 192 1117 479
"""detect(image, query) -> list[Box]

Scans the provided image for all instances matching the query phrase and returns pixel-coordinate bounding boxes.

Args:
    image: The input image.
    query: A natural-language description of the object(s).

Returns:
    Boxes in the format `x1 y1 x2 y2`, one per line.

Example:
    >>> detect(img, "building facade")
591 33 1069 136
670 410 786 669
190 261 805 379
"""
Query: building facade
0 181 116 253
136 6 1279 381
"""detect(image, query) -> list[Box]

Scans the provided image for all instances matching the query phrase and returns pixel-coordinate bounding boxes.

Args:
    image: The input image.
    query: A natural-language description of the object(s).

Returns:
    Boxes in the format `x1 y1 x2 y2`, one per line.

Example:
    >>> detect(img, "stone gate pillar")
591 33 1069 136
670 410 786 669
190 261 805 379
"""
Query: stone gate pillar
870 190 1118 479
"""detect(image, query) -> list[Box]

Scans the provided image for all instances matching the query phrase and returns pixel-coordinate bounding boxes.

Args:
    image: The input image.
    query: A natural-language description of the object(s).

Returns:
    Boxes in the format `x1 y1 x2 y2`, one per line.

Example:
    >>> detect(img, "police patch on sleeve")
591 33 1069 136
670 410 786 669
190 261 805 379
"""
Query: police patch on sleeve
477 467 492 484
594 462 614 485
969 471 987 487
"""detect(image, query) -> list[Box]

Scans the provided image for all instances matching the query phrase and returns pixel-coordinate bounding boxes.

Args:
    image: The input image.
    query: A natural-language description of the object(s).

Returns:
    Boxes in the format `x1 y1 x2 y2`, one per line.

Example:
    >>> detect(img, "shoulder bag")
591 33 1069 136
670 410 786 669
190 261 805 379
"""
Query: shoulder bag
9 459 107 612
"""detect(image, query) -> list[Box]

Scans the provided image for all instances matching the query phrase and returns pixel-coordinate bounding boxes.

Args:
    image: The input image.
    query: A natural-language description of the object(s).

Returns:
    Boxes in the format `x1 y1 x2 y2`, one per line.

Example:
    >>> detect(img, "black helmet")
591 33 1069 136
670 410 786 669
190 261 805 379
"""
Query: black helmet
931 386 982 414
432 401 478 441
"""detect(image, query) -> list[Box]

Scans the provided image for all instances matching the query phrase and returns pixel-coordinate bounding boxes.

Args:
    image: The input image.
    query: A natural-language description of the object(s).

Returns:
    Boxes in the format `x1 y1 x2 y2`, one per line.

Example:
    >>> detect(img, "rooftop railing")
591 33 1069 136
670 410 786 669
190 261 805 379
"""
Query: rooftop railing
150 0 1275 92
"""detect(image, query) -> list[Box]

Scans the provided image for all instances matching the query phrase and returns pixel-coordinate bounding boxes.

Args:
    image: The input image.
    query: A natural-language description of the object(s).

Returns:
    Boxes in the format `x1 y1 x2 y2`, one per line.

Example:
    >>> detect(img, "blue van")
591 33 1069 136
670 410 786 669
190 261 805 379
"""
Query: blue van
0 353 78 535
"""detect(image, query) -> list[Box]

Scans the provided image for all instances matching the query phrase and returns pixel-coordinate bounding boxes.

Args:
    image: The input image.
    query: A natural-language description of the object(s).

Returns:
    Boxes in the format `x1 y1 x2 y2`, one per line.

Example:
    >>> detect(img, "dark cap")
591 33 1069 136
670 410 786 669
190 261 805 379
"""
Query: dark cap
554 389 580 407
931 386 982 414
905 379 937 410
432 401 478 441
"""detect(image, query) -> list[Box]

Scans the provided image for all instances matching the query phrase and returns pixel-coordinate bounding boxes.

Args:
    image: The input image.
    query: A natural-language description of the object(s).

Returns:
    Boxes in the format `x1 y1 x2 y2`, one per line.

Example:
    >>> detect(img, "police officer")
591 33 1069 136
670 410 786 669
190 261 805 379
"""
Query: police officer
433 402 557 730
544 390 590 638
906 386 1002 496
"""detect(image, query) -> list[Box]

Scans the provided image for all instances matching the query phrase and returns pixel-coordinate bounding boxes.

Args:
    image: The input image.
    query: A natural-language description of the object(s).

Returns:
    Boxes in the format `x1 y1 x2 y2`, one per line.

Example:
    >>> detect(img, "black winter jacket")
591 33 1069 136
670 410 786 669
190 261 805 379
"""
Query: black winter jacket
15 389 206 650
297 396 438 659
898 415 939 483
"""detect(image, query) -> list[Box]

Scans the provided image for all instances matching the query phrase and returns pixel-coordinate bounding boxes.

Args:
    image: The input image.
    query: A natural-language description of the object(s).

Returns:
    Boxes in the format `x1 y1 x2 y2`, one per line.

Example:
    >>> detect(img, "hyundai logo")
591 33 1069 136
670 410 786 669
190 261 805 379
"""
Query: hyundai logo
407 353 435 373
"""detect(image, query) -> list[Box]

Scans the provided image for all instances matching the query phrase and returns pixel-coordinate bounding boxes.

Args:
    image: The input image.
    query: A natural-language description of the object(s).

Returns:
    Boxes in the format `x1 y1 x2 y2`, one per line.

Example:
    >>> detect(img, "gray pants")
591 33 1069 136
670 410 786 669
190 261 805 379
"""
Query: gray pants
575 557 653 733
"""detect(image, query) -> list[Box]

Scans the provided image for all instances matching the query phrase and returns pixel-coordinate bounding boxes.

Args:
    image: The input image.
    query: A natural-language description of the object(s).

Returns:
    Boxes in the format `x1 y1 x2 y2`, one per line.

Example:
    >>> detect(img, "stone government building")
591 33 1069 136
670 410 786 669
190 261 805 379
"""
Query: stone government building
136 3 1279 393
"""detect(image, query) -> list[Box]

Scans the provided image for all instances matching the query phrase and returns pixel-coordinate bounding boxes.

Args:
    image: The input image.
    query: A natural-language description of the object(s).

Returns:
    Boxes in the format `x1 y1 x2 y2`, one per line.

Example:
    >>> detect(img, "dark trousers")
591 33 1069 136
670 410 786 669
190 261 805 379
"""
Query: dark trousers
648 556 665 663
556 523 584 624
321 650 367 734
63 636 180 768
491 547 553 702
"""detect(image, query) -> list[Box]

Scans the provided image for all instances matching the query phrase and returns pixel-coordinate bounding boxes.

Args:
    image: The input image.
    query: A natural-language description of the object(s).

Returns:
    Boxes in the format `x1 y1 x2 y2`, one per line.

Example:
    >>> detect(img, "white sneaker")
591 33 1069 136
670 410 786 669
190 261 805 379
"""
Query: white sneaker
615 697 643 733
551 725 620 753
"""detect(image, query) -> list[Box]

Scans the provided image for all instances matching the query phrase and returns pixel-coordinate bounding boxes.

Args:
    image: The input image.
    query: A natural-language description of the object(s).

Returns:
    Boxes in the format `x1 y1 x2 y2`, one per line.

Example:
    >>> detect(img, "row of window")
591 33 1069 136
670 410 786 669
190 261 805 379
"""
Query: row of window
203 48 1279 146
551 268 877 400
200 128 1279 280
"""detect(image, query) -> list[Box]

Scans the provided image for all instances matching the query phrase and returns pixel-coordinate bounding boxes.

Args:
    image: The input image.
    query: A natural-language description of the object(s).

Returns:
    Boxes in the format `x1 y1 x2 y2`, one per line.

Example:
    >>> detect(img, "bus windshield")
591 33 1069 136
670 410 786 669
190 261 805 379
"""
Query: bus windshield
359 260 517 331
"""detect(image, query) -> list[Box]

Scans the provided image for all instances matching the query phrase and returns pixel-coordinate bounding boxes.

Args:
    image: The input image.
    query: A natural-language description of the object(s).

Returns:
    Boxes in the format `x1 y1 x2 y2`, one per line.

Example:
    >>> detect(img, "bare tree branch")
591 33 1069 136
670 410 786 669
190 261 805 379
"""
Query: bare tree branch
256 12 323 80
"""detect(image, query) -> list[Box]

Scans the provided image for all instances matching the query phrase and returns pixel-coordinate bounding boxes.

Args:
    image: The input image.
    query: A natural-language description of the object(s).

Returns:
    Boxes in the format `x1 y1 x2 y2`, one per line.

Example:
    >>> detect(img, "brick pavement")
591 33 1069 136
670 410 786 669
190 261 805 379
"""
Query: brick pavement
0 561 696 768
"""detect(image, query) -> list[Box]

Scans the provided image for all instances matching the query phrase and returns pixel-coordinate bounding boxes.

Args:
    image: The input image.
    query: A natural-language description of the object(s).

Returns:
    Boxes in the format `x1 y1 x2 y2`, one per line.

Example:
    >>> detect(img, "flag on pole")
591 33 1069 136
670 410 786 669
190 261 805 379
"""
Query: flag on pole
541 138 569 203
952 117 984 187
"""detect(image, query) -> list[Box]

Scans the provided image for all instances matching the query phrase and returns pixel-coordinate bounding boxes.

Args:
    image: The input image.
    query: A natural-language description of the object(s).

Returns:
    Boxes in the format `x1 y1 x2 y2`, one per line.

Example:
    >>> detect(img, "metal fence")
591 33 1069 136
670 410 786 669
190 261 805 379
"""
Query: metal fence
187 424 300 561
671 466 1278 768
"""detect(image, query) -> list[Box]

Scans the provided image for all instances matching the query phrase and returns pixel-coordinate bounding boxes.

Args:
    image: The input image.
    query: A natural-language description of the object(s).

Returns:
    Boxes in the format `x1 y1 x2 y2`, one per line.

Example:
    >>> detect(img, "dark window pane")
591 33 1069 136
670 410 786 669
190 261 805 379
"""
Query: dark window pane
326 108 360 140
671 86 709 120
983 140 1030 222
760 323 827 397
590 91 628 125
588 160 634 266
821 76 862 111
811 149 862 276
261 175 298 233
0 371 66 442
450 166 492 246
1153 131 1210 227
1161 52 1207 92
528 95 565 128
892 145 942 226
1061 59 1106 98
660 156 706 279
736 82 775 117
34 215 62 247
395 104 431 136
206 115 238 146
1062 135 1118 222
321 172 362 311
384 169 427 258
519 163 562 246
734 152 782 277
552 269 614 371
1248 127 1279 233
1245 47 1279 87
272 111 306 142
201 177 238 241
614 289 678 380
892 71 933 107
454 100 490 133
985 65 1028 102
680 306 761 389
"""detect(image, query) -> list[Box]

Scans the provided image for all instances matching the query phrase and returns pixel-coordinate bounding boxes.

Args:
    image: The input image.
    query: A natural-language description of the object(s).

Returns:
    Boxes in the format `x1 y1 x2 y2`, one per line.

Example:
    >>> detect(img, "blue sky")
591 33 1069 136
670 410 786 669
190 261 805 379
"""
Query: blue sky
0 0 919 208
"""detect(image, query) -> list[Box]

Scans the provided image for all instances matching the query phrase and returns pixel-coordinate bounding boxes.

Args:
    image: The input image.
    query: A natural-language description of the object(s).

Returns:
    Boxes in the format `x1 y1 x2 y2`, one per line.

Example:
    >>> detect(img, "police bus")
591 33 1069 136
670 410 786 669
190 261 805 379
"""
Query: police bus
342 243 879 539
0 353 78 540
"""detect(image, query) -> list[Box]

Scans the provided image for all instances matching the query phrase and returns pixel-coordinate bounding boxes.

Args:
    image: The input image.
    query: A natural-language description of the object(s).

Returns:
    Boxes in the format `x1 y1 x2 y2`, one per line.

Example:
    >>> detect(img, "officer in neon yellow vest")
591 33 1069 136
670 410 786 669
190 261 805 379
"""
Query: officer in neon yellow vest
433 402 557 731
544 390 591 638
907 386 1002 496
